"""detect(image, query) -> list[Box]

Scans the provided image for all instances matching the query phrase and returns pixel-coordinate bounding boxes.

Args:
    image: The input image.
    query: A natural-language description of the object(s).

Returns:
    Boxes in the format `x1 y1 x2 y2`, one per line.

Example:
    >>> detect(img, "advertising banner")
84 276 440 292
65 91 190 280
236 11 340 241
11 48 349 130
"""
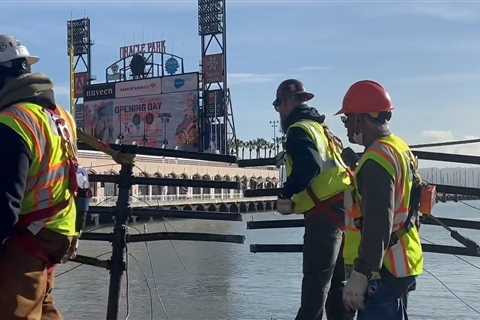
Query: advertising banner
161 73 198 94
74 72 89 98
84 83 115 101
202 53 224 83
84 99 119 143
115 78 162 98
83 90 199 150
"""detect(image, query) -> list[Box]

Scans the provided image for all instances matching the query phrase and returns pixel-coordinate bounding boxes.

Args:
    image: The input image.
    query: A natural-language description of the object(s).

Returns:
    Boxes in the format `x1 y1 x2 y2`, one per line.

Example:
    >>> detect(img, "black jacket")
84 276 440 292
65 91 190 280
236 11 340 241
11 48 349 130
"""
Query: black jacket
281 104 326 198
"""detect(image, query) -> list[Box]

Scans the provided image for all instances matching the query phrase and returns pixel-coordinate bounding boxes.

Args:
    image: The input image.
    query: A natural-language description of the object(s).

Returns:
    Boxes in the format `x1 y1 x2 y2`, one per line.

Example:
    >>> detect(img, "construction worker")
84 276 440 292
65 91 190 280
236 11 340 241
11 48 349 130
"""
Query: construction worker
273 79 354 320
0 35 79 319
336 80 423 319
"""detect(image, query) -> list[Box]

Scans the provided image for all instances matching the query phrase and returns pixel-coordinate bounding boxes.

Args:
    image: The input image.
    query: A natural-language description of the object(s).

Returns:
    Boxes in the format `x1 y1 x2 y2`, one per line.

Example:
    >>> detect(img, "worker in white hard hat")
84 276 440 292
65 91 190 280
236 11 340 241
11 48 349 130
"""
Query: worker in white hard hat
0 34 79 320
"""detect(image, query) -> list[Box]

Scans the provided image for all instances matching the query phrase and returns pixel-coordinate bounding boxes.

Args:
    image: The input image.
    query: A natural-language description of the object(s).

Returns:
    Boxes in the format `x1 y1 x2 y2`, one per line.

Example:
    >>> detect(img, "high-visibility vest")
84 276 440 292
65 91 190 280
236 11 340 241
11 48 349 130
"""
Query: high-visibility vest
285 120 352 214
344 134 423 277
0 103 77 236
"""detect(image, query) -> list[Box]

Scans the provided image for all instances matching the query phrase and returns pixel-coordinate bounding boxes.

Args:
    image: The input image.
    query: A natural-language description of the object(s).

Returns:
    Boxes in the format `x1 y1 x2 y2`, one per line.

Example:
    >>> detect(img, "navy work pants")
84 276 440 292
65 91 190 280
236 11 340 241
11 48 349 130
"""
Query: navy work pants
357 273 416 320
295 212 354 320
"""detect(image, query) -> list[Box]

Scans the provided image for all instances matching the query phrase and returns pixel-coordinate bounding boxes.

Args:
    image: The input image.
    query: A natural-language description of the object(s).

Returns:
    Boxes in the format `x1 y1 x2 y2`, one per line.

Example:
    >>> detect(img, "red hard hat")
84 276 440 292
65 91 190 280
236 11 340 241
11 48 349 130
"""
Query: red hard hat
335 80 394 115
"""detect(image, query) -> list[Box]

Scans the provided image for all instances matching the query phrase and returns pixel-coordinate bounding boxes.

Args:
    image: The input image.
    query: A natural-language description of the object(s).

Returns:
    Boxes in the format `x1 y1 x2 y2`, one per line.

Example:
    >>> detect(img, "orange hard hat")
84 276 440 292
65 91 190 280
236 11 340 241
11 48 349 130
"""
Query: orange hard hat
335 80 394 115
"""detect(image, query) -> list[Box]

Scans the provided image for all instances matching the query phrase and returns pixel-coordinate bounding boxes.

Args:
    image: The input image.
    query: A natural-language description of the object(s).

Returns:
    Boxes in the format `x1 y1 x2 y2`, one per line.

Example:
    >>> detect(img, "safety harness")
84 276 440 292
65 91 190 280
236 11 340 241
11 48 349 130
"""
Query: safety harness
12 106 88 266
303 124 350 229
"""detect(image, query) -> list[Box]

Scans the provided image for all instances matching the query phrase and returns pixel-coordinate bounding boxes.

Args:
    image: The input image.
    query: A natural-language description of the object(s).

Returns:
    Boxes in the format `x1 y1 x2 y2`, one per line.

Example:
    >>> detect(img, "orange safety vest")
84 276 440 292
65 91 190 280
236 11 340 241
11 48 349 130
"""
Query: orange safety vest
344 134 423 277
0 103 78 238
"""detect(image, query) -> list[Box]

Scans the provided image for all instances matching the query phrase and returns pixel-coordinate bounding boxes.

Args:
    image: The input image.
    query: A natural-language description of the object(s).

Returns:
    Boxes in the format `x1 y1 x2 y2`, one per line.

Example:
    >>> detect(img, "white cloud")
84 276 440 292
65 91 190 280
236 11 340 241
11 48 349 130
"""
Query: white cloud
418 130 480 161
396 72 480 85
228 73 283 85
421 130 455 142
411 4 480 22
298 66 332 72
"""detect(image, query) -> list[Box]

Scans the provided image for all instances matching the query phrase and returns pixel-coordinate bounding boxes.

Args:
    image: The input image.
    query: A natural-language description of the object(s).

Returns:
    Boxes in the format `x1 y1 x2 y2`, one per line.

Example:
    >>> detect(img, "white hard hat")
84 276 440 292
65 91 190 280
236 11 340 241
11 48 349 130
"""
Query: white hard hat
0 34 39 65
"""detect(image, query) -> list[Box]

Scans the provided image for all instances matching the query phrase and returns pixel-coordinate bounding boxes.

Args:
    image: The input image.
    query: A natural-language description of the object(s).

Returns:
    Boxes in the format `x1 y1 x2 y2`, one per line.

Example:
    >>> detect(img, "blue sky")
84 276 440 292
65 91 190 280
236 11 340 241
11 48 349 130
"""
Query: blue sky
2 0 480 156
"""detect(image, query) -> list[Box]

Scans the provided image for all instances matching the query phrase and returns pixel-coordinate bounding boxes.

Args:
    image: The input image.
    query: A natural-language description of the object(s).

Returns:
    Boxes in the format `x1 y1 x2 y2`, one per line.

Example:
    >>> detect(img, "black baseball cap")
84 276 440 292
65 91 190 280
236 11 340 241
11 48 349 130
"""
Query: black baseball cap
273 79 314 107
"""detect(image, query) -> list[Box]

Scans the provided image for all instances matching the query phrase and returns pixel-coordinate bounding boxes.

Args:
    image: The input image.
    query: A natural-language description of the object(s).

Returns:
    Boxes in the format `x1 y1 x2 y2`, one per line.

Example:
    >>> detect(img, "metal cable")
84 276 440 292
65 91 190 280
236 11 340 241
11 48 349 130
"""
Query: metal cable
422 236 480 272
128 253 154 320
424 268 480 315
129 195 188 272
410 138 480 149
57 251 111 278
459 200 480 214
161 219 189 272
127 225 169 319
143 224 169 319
125 244 130 320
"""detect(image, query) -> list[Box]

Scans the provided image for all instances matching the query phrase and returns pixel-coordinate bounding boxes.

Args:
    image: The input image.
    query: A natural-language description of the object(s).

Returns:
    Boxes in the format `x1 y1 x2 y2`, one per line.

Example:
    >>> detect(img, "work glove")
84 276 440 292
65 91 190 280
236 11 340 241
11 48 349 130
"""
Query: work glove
343 270 368 312
277 198 293 215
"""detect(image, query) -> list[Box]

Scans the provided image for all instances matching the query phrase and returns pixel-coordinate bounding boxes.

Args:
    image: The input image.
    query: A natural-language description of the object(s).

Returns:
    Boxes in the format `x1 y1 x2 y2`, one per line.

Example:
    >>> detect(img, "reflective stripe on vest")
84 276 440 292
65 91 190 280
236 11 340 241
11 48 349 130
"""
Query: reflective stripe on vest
0 103 77 236
344 134 423 277
285 120 352 214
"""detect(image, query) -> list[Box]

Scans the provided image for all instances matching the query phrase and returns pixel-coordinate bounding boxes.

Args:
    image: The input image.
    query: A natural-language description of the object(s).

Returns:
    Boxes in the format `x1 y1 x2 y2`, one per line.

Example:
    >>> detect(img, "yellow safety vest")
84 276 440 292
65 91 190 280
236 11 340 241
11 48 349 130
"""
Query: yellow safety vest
344 134 423 277
0 103 77 236
285 120 351 214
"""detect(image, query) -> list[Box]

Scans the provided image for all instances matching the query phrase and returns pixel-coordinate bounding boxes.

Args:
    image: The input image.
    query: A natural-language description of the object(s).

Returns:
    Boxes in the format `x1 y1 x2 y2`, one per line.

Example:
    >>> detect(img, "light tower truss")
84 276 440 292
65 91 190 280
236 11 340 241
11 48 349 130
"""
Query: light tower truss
198 0 236 154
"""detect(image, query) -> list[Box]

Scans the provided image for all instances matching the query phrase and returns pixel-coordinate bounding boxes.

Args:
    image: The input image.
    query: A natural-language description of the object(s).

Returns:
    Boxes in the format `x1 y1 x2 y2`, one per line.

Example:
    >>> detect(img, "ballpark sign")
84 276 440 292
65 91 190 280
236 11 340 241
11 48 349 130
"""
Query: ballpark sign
120 41 166 59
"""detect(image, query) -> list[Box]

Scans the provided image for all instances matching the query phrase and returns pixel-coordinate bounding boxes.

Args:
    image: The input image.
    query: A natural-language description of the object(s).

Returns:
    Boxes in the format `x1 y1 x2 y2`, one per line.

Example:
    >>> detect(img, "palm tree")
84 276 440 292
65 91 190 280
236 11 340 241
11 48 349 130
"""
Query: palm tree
258 138 269 158
273 136 282 155
247 140 254 159
228 137 240 157
254 138 262 158
267 142 275 158
237 139 246 159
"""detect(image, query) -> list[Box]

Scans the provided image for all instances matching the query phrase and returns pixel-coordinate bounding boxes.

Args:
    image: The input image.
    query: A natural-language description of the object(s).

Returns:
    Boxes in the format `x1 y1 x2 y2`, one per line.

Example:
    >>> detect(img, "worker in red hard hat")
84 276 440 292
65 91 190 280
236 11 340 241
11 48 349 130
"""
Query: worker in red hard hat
337 80 423 320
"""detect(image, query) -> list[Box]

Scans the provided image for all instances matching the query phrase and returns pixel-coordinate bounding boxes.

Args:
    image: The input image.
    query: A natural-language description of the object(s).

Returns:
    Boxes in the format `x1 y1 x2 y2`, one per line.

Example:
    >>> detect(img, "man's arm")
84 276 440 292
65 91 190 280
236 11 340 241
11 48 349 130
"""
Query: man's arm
0 124 31 243
355 159 395 277
282 127 322 198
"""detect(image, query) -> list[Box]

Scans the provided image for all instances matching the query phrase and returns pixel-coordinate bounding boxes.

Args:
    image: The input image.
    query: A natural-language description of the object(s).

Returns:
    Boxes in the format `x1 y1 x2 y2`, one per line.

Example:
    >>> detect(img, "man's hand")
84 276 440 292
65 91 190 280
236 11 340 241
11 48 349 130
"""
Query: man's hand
277 198 293 215
62 236 79 263
343 270 368 312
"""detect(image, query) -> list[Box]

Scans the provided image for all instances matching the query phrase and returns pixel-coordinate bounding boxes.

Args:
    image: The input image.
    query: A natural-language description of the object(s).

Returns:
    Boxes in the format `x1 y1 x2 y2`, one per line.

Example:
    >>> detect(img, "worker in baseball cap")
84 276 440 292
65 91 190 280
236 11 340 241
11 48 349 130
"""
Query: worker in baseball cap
273 79 354 320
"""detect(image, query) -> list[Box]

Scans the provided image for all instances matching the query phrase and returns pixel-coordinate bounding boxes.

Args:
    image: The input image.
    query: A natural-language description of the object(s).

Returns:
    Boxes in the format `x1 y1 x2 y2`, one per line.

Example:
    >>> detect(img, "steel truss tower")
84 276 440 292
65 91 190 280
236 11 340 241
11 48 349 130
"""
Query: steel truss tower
67 17 92 129
198 0 237 154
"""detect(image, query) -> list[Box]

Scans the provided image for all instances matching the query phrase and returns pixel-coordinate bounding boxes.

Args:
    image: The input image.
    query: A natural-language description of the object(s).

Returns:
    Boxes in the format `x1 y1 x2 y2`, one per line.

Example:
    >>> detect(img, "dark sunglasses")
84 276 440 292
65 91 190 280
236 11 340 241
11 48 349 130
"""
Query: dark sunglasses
340 114 354 125
272 98 281 111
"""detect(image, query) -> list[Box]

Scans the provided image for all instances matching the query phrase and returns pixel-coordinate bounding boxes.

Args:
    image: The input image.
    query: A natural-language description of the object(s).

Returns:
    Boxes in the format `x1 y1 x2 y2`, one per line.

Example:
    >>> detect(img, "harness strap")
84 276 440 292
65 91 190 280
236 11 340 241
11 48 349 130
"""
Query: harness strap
10 231 57 269
306 186 345 228
16 200 70 230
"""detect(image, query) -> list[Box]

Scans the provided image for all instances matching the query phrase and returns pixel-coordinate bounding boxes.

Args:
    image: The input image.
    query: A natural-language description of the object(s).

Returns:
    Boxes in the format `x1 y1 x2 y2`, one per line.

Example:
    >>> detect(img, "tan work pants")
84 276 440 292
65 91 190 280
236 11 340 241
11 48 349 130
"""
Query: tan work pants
0 230 70 320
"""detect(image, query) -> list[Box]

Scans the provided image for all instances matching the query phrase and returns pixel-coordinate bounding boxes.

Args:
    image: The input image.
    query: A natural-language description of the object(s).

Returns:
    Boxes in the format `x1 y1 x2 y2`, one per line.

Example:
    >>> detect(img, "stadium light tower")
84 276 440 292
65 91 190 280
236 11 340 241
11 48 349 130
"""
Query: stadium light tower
198 0 236 154
67 17 92 129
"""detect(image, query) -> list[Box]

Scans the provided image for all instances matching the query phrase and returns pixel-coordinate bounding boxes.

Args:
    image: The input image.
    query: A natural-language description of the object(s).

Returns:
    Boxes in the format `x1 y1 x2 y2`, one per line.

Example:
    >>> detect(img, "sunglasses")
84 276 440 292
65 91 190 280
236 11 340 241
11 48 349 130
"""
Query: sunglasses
272 98 281 111
341 114 356 125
